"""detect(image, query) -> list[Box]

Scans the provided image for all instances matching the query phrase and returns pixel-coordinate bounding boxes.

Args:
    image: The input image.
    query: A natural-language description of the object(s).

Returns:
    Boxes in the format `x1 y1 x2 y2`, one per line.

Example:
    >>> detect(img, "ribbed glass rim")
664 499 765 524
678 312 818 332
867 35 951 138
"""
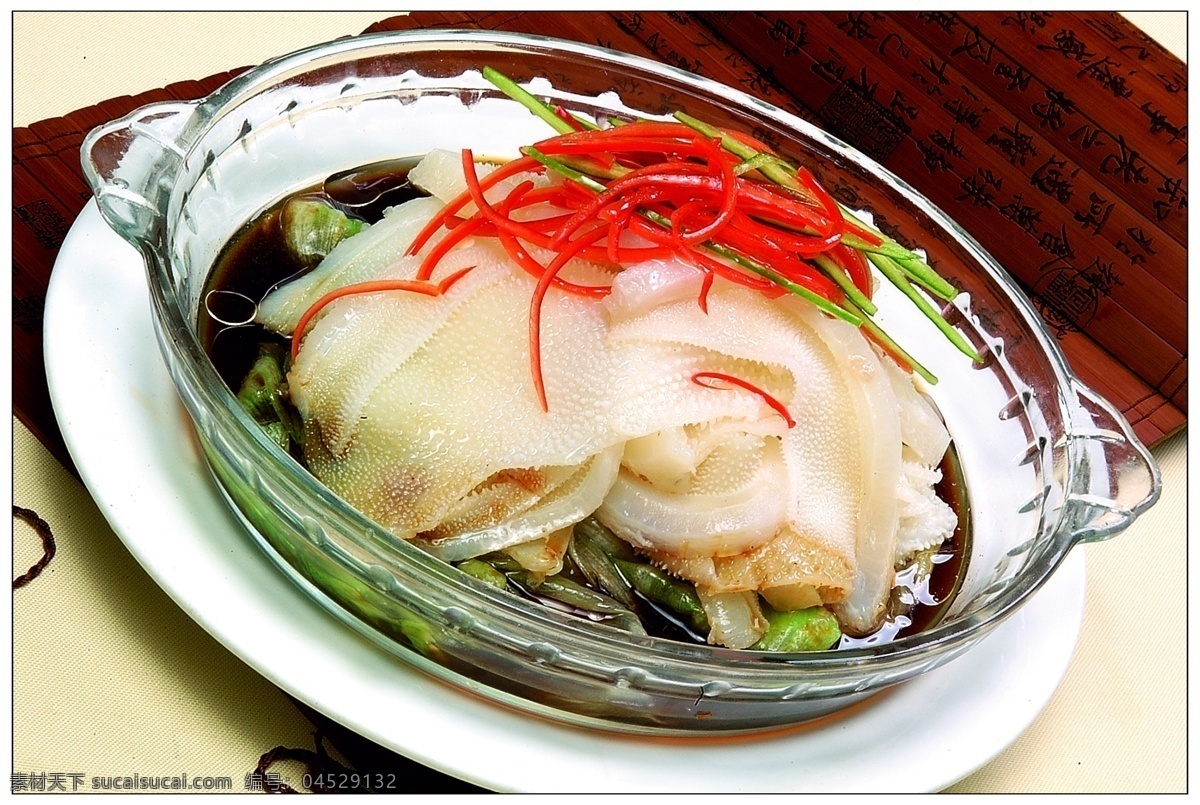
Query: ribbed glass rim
146 28 1089 680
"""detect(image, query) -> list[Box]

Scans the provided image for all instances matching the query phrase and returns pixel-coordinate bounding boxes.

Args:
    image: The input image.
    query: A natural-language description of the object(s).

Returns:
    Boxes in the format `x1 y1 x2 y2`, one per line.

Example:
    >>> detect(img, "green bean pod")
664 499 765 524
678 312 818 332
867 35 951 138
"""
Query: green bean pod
567 533 637 609
529 575 647 636
614 559 710 636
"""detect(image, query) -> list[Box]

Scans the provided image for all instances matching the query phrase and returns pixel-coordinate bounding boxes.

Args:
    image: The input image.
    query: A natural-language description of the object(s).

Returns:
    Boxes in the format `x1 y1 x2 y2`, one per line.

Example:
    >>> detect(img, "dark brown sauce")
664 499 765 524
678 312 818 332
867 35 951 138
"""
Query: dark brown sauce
200 160 971 650
200 159 423 389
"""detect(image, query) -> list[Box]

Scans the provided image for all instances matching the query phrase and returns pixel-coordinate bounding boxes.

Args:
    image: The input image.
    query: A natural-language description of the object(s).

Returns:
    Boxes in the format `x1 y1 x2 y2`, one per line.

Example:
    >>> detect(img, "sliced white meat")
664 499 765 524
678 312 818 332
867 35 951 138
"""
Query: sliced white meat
256 195 444 333
794 302 902 636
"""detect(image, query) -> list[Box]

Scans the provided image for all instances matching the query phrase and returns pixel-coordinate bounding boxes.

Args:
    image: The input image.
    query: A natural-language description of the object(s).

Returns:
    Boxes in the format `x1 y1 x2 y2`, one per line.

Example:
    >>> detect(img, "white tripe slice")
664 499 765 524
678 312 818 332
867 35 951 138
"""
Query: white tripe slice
893 451 957 565
598 435 787 559
417 444 623 562
802 301 903 637
288 244 508 456
408 148 552 212
256 195 444 333
521 243 619 287
881 355 951 467
292 251 620 539
600 288 884 605
607 341 790 441
422 463 582 540
603 257 707 321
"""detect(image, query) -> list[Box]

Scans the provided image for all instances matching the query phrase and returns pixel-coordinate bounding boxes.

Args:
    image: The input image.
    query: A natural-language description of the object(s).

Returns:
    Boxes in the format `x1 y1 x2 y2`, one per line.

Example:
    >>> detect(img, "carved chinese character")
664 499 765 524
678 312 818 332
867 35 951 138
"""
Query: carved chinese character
915 11 958 34
1140 102 1187 145
1073 191 1115 234
951 27 995 63
1115 240 1144 266
746 63 779 96
986 120 1038 166
1038 29 1095 61
943 95 988 130
1031 88 1077 131
768 18 794 44
1068 123 1106 150
921 55 951 86
1030 155 1077 204
847 66 879 99
889 89 919 121
644 32 705 77
993 60 1032 92
767 18 808 56
1038 224 1076 261
617 12 645 34
14 199 69 250
1078 55 1133 99
998 193 1043 235
1153 176 1187 222
931 128 964 158
917 138 954 172
1002 11 1052 32
1125 226 1156 255
1154 70 1187 94
1080 256 1123 295
957 168 1002 208
1118 42 1151 61
878 32 911 60
837 12 883 40
1098 135 1149 184
812 50 846 84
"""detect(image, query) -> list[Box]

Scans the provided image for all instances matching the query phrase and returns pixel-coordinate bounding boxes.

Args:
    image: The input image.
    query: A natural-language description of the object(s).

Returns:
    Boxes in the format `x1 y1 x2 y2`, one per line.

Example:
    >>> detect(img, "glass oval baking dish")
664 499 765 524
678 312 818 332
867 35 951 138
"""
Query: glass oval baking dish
80 29 1160 733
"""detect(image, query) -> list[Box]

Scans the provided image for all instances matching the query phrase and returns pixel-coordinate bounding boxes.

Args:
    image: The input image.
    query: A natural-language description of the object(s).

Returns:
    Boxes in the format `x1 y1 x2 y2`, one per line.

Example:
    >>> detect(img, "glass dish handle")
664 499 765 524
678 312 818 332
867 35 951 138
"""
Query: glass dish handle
80 101 199 250
1062 381 1162 545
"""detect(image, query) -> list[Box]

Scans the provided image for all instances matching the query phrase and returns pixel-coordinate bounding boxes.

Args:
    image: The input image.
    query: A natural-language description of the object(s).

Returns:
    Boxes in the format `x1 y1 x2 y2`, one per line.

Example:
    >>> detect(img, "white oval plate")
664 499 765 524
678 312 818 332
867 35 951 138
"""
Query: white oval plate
45 201 1085 793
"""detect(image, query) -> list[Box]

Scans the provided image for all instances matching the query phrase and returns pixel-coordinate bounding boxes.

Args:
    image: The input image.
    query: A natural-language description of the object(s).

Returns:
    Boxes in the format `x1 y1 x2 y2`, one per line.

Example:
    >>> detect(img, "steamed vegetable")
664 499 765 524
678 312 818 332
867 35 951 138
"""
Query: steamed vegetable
235 343 299 452
752 605 842 652
282 197 367 265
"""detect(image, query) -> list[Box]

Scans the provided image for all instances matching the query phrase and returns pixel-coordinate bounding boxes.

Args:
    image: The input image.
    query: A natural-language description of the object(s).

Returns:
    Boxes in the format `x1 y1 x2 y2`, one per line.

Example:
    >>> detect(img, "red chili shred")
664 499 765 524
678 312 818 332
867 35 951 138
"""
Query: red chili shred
691 371 796 428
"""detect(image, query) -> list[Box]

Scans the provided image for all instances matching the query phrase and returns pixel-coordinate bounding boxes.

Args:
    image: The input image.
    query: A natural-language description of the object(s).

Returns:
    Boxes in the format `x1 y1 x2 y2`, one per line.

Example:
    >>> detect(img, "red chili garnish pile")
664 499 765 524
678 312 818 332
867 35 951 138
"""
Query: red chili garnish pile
294 121 882 419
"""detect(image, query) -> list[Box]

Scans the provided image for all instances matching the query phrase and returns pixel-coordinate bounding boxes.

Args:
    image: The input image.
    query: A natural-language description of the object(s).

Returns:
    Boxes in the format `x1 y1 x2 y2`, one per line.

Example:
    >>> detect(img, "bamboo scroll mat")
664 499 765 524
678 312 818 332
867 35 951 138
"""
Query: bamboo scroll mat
13 10 1185 469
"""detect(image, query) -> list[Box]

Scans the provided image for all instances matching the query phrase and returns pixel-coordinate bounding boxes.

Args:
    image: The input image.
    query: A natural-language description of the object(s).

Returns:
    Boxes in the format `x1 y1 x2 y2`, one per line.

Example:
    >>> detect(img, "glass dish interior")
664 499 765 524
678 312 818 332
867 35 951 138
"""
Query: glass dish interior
88 31 1154 733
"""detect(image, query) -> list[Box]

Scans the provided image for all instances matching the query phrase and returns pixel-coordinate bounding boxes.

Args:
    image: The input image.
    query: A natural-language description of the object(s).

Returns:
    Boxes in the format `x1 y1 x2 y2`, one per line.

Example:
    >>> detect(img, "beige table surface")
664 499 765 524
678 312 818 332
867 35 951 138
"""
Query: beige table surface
11 11 1187 794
